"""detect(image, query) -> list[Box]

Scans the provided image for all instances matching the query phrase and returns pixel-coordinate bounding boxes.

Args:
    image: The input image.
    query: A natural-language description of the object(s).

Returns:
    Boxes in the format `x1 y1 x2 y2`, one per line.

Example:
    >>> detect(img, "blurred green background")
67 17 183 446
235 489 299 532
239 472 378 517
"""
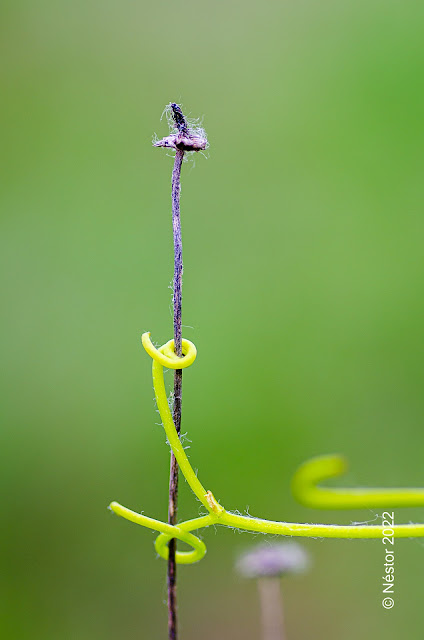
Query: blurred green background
1 0 424 638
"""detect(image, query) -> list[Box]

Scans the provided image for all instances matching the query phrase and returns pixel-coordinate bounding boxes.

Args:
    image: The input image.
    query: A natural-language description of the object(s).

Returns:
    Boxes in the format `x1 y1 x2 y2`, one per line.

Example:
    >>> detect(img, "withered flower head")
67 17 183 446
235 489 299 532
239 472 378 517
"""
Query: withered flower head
153 102 208 152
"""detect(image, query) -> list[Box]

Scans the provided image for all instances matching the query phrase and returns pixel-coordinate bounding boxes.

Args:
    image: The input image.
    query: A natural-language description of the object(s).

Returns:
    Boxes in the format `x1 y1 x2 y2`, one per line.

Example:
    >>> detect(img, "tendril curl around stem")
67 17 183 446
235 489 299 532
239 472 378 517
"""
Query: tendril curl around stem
109 333 424 565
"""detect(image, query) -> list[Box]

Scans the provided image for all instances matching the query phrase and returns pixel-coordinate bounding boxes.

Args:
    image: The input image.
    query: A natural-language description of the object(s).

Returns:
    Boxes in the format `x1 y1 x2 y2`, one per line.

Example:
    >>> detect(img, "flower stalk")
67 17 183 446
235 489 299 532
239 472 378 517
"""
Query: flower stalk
167 144 184 640
159 103 207 640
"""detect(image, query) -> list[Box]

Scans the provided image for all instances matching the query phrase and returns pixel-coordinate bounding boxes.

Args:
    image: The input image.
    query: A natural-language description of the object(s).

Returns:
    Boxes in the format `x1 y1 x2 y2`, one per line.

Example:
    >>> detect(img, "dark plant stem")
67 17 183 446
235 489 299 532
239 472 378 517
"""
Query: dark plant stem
167 147 185 640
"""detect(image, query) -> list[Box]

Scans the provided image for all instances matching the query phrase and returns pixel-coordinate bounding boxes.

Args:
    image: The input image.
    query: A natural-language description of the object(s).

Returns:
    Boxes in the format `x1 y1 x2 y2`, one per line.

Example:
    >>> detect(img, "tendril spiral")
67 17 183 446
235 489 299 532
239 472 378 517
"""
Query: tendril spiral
109 333 424 565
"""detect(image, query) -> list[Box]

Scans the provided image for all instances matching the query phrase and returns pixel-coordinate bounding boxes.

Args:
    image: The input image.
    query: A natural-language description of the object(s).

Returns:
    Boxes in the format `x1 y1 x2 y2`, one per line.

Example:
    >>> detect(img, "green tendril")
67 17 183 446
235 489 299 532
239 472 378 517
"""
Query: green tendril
109 333 424 565
292 454 424 510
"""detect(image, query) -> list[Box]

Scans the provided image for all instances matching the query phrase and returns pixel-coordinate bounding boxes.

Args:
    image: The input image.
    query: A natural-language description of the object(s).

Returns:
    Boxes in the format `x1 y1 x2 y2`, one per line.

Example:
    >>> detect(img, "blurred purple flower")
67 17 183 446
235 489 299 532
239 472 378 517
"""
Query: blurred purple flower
236 542 310 579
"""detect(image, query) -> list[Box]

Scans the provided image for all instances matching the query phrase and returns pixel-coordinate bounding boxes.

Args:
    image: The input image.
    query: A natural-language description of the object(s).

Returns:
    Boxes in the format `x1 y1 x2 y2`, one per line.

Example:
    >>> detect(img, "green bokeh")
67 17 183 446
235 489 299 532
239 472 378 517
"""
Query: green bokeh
1 1 424 638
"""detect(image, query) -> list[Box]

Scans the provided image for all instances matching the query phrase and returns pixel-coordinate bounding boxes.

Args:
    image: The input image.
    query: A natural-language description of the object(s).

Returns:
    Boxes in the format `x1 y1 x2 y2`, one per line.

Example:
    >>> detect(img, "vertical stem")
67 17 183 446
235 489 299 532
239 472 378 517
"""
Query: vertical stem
257 578 286 640
168 148 185 640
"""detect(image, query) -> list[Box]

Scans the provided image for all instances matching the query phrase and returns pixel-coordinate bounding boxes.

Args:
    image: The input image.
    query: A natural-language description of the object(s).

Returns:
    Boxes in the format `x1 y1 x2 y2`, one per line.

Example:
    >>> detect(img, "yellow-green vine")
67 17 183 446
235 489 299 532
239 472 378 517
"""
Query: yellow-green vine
109 333 424 565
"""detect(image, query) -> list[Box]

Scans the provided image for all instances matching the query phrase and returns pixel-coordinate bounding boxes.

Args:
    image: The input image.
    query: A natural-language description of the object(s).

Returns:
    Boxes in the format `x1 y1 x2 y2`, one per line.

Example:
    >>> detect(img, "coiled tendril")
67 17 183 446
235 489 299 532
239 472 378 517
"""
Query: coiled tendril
109 333 424 564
